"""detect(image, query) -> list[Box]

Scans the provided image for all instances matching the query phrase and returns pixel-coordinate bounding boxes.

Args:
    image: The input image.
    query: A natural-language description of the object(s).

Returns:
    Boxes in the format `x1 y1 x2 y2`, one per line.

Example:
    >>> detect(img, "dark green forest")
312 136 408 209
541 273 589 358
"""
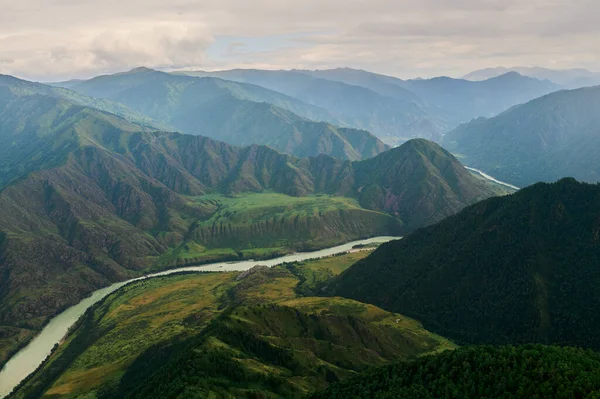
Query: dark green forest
310 345 600 399
328 178 600 349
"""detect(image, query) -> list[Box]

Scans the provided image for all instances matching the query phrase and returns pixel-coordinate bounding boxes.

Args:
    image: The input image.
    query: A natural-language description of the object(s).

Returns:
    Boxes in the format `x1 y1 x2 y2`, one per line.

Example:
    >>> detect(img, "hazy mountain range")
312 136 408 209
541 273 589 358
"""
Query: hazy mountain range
51 68 387 161
177 68 559 144
303 68 561 128
463 66 600 89
443 85 600 186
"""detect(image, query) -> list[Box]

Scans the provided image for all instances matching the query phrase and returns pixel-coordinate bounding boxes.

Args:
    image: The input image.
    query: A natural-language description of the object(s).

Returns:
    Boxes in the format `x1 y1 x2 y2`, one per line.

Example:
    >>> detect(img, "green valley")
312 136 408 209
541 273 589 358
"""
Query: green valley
9 252 455 398
153 192 399 269
0 85 507 369
3 4 599 398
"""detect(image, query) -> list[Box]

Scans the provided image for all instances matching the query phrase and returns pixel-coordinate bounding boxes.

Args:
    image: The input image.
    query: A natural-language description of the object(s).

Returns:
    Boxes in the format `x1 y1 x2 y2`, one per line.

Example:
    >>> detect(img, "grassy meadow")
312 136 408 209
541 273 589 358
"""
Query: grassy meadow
11 250 455 398
151 192 397 270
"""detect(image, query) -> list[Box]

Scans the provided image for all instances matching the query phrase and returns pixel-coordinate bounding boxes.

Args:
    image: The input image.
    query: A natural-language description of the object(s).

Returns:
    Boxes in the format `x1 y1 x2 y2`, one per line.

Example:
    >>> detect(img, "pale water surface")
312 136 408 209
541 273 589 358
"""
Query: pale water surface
465 166 520 190
0 236 400 397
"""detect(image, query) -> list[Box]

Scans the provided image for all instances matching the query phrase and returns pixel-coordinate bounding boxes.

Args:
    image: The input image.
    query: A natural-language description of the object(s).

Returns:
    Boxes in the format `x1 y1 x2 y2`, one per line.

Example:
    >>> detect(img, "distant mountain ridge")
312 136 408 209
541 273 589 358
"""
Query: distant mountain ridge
464 66 600 88
178 68 560 143
60 68 388 161
175 68 445 144
443 85 600 186
301 67 421 103
301 68 559 124
400 72 560 127
0 74 166 130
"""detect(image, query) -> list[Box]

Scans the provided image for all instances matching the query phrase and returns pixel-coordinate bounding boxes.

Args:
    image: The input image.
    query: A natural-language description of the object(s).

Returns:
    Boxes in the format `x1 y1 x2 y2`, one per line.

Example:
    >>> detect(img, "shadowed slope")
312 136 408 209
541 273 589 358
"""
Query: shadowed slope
329 179 600 350
444 85 600 186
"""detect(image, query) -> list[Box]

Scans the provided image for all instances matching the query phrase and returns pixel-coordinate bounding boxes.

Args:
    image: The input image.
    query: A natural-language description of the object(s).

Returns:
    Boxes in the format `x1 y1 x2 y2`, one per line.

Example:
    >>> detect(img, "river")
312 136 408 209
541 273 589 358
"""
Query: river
0 236 400 397
465 166 520 190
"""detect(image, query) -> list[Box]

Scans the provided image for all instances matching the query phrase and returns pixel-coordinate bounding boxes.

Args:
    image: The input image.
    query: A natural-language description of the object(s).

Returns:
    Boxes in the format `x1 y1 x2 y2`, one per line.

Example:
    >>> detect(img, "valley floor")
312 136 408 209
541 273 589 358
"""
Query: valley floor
8 251 455 399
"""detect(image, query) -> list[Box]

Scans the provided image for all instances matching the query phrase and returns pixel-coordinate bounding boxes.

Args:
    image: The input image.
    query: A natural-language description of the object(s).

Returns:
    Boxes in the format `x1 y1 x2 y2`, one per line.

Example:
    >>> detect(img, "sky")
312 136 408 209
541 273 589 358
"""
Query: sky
0 0 598 81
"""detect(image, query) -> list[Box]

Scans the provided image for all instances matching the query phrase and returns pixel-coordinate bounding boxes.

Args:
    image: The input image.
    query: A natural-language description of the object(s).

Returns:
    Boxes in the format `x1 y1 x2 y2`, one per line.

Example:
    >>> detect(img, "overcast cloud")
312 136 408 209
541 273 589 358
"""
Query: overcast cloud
0 0 598 81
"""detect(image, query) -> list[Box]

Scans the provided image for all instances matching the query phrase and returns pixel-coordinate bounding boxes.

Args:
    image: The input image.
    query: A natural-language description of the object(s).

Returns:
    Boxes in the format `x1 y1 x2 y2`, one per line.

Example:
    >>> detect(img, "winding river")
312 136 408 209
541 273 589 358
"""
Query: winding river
465 166 520 190
0 236 400 397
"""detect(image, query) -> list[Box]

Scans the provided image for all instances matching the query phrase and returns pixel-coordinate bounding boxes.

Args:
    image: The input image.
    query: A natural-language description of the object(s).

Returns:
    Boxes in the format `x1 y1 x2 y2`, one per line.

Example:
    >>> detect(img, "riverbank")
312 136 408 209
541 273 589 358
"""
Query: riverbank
0 236 400 398
466 166 520 191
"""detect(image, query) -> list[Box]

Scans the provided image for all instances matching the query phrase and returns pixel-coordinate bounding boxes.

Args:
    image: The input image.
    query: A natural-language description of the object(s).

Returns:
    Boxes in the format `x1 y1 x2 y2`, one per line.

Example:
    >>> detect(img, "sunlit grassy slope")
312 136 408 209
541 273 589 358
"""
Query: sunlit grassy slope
151 191 396 270
11 251 455 399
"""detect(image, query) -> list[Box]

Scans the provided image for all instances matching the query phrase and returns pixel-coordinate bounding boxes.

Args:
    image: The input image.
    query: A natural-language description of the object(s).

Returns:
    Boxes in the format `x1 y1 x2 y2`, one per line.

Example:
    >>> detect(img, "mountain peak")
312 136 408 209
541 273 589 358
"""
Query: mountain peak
384 138 451 160
490 71 526 81
498 70 522 77
0 74 26 85
124 66 156 74
362 139 461 170
353 138 510 228
398 137 439 149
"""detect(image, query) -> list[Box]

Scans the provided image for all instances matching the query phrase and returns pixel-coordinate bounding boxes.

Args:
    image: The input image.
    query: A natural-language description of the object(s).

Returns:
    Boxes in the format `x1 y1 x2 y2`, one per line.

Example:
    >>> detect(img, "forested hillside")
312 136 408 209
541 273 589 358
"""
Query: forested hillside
444 86 600 186
328 178 600 349
310 345 600 399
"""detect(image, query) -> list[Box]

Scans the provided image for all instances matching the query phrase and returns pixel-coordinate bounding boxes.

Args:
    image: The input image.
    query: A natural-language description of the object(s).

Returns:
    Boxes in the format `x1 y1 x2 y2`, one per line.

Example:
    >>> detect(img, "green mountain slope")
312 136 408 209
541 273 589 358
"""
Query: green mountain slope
67 68 387 160
353 139 503 229
444 86 600 186
0 74 164 130
328 178 600 349
71 68 339 124
0 91 392 367
181 69 559 144
179 69 447 144
0 89 506 367
9 254 454 399
311 345 600 399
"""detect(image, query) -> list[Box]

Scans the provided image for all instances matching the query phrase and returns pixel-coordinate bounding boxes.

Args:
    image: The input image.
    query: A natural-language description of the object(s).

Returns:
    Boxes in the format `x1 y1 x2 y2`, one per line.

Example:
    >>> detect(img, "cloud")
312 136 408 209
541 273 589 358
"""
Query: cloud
0 0 598 80
88 23 212 69
0 20 213 80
